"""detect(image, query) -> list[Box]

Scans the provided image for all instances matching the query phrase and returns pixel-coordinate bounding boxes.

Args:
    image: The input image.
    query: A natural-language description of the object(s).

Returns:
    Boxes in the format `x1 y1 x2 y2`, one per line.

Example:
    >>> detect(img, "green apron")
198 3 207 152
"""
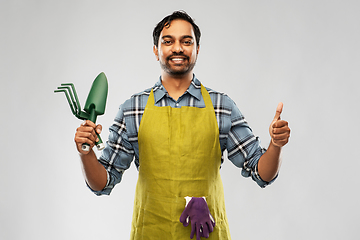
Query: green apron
130 85 231 239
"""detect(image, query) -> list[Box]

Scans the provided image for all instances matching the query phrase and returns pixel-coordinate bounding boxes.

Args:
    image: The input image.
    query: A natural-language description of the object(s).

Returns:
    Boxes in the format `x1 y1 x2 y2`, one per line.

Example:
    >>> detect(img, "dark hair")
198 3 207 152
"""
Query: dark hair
153 11 201 47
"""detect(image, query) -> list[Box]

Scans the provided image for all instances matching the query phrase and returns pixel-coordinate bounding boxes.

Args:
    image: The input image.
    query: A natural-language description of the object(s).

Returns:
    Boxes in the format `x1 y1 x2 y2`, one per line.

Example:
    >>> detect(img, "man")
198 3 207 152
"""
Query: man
74 11 290 240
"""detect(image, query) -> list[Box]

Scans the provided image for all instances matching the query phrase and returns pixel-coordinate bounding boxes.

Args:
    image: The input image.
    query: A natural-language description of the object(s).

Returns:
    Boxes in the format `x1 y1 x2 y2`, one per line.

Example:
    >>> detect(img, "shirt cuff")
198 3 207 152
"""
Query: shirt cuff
86 171 112 196
252 163 278 188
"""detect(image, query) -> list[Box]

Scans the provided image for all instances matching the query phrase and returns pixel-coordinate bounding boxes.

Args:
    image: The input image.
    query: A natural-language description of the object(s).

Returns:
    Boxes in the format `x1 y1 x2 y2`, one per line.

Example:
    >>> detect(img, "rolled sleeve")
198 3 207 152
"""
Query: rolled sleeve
88 104 135 196
225 97 277 188
249 148 278 188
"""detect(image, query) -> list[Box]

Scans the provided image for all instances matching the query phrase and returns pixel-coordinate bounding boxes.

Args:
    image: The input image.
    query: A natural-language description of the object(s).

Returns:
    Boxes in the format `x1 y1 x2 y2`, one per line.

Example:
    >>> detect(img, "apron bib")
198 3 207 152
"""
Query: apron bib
130 85 231 239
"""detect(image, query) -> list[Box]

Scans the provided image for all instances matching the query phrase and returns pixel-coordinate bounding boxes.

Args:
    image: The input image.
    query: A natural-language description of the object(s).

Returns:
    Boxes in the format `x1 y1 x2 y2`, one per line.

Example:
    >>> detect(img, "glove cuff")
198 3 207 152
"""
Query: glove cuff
184 196 207 207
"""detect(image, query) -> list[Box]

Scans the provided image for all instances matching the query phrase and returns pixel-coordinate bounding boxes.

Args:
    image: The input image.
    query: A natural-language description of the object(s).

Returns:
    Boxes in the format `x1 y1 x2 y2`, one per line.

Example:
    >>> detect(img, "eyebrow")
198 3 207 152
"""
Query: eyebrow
161 35 194 40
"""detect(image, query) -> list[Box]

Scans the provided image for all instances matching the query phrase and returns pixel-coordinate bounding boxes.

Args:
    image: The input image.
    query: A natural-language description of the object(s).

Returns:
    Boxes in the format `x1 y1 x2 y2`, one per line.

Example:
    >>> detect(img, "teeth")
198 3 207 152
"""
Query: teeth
172 58 184 61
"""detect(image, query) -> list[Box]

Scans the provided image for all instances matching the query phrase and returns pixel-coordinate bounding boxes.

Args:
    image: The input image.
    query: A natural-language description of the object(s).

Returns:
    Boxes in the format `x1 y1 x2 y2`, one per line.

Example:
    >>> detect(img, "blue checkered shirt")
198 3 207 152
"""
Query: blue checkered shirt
92 76 275 195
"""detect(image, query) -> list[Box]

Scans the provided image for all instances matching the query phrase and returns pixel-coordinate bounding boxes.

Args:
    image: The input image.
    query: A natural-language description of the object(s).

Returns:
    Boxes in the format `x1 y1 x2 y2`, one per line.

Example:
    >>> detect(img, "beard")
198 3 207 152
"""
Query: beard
159 53 197 76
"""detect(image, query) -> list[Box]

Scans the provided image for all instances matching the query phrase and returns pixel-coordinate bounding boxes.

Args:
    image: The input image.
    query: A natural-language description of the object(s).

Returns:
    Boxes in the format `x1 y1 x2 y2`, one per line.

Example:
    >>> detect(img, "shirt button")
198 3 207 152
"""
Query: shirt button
176 103 179 107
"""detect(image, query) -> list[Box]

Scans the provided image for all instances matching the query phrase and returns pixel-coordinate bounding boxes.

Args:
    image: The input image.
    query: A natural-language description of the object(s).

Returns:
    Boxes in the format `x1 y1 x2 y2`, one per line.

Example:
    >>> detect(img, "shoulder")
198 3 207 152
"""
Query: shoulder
194 77 230 102
120 84 159 110
195 77 230 100
205 86 228 98
203 85 236 111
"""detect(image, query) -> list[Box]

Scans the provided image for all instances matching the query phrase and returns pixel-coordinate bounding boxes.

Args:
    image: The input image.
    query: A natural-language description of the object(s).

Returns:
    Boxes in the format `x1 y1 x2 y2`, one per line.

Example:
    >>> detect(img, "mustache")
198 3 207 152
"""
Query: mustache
166 54 189 61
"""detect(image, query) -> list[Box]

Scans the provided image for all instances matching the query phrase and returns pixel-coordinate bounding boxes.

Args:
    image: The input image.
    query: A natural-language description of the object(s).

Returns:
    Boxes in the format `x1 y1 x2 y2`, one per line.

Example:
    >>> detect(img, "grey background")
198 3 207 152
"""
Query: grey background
1 0 359 239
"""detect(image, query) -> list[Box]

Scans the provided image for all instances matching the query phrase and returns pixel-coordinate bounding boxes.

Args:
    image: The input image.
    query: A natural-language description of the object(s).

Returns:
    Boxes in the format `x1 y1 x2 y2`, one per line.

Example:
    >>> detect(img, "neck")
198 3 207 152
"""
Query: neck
161 72 193 101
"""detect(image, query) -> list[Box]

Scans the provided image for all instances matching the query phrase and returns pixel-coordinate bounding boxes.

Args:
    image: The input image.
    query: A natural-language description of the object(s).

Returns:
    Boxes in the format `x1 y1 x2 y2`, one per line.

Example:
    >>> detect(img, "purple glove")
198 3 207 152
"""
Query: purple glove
179 197 215 240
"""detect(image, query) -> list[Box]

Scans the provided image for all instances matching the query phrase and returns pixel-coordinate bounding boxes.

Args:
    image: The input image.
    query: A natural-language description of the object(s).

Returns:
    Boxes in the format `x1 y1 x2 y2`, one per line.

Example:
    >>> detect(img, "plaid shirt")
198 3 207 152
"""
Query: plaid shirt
92 76 275 195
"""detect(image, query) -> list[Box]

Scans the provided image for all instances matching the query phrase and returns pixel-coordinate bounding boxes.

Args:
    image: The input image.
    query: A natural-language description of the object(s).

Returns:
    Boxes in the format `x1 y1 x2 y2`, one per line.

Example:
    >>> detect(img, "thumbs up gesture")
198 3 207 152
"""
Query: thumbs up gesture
269 102 291 147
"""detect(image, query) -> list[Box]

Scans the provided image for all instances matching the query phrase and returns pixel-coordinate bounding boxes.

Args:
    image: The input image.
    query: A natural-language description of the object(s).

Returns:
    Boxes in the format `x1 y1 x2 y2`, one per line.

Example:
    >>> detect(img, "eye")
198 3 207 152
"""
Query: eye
162 40 173 45
182 39 193 46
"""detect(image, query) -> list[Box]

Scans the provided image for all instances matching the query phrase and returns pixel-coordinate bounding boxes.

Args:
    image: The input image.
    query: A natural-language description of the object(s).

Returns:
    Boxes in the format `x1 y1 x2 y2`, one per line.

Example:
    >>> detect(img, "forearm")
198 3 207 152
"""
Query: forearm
257 142 282 182
79 149 108 191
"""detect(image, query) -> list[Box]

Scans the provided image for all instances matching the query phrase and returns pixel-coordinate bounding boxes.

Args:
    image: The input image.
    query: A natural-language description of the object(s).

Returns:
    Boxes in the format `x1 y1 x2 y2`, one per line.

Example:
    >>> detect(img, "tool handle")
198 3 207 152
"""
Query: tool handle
81 132 105 151
81 106 105 151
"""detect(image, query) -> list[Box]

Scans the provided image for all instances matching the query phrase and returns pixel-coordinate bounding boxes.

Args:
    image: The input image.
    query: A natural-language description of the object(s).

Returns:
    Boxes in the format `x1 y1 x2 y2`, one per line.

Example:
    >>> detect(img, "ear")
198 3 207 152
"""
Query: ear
153 45 159 61
196 45 200 55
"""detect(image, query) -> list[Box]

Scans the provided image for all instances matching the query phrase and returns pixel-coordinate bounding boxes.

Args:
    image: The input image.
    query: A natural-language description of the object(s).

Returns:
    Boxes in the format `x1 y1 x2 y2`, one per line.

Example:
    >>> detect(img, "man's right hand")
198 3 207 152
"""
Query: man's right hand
74 120 102 154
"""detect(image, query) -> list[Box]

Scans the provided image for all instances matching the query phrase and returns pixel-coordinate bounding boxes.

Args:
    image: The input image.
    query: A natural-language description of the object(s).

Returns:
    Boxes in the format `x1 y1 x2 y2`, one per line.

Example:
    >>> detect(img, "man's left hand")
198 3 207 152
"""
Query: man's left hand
269 102 290 147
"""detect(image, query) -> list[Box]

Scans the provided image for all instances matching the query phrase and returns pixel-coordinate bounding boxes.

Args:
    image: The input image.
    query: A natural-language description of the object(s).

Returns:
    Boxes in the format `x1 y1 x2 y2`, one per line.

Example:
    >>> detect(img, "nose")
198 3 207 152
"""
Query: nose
172 40 183 53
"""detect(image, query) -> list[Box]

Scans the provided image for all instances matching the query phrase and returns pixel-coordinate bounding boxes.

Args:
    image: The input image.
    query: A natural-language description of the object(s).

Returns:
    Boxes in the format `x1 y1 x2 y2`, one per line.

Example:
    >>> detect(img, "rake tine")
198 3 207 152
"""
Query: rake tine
57 86 79 114
61 83 82 115
54 88 76 115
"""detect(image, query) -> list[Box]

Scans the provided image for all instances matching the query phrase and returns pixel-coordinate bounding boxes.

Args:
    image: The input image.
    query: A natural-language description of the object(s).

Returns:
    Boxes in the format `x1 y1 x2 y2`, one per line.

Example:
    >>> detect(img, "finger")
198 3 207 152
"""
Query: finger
75 125 100 151
183 217 190 227
202 223 210 238
75 135 97 150
272 124 290 134
271 132 290 141
82 120 97 128
190 222 196 239
78 125 98 134
179 213 189 226
81 121 99 142
77 126 99 142
75 122 98 154
196 223 201 240
76 131 96 142
273 102 283 121
272 130 290 145
272 120 288 129
272 125 290 147
208 219 214 233
272 132 290 141
272 138 289 147
75 135 95 154
272 139 289 148
272 135 290 146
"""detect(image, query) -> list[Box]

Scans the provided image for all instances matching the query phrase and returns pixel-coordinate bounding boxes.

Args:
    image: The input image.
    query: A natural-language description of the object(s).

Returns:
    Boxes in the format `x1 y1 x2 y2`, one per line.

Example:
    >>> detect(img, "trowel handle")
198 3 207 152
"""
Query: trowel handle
82 106 105 152
81 133 105 152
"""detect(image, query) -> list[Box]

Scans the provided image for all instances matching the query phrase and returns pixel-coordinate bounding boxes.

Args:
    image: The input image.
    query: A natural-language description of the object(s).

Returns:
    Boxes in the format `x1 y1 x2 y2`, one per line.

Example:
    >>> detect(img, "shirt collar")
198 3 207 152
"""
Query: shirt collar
153 74 202 104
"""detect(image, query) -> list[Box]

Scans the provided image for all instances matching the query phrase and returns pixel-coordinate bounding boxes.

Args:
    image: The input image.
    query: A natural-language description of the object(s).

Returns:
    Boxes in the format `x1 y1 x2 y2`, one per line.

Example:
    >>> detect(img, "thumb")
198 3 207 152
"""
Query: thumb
273 102 283 121
95 124 102 134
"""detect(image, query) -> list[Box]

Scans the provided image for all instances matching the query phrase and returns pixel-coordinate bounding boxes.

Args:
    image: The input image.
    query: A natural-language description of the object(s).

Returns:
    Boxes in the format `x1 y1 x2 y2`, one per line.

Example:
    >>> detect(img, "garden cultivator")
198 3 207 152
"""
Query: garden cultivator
54 72 108 151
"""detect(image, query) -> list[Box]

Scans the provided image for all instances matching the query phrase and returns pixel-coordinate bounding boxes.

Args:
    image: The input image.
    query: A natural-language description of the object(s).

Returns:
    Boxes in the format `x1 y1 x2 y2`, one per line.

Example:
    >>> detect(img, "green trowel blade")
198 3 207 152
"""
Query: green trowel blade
84 72 108 116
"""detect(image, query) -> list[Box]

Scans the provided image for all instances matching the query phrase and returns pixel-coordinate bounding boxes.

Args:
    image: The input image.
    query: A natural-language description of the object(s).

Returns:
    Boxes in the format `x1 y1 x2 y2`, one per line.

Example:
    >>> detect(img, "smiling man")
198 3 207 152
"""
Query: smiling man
155 19 198 74
153 15 200 100
74 11 290 240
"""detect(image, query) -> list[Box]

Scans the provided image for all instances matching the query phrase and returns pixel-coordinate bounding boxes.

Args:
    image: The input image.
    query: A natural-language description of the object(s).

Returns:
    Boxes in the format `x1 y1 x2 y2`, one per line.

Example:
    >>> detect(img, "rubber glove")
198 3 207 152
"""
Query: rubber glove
179 196 215 240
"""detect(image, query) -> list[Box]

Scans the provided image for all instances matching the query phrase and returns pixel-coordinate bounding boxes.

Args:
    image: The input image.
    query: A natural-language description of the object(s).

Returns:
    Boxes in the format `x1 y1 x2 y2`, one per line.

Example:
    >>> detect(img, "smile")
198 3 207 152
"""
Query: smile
171 58 185 62
169 57 188 64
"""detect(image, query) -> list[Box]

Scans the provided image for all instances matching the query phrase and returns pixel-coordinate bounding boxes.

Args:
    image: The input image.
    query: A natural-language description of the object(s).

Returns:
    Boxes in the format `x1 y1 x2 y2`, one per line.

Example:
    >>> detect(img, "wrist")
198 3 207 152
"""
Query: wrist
79 149 96 161
270 139 283 149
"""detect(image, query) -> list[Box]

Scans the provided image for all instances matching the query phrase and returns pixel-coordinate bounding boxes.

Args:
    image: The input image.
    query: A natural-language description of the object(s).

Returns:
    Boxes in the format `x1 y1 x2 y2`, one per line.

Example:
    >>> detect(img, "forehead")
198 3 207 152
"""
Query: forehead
160 19 195 39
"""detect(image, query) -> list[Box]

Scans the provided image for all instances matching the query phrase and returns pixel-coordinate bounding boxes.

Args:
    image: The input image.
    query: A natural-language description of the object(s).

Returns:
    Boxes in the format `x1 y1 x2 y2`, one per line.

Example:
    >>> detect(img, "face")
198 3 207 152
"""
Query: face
153 19 199 77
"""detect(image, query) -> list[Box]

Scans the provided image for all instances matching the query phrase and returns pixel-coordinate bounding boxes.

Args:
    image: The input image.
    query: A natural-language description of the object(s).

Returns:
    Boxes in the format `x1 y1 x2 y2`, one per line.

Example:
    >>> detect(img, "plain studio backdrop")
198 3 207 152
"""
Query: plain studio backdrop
1 1 359 239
